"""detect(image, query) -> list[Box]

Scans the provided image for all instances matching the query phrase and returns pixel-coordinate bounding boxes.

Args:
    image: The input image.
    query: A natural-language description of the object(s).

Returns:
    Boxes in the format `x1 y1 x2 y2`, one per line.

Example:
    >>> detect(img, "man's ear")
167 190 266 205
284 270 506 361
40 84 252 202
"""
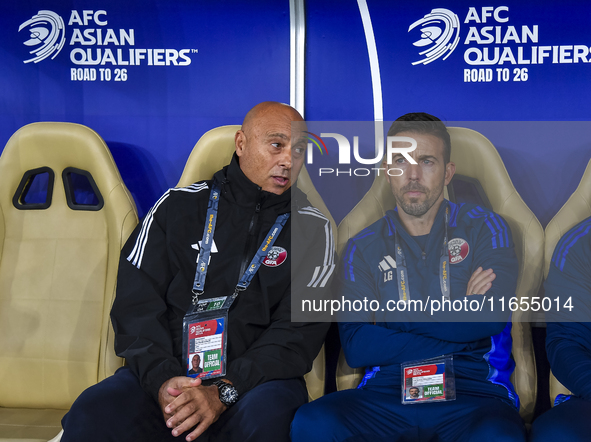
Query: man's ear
444 161 456 186
235 130 246 157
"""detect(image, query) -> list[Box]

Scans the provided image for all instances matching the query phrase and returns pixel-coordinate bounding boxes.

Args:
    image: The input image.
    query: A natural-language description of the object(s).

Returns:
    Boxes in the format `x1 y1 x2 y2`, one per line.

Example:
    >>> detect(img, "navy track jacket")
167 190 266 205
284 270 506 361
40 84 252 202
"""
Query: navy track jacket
545 216 591 402
338 200 520 408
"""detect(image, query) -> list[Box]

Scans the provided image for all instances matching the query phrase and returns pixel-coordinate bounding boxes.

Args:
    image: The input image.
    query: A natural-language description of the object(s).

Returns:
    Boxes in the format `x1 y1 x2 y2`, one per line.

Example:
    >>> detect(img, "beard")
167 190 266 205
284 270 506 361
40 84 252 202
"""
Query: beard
394 182 443 217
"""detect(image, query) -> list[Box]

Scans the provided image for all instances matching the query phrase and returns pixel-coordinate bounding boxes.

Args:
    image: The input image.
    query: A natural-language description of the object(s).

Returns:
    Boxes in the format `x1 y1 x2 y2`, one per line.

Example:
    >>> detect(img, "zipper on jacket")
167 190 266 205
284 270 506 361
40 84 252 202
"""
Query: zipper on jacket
239 199 262 278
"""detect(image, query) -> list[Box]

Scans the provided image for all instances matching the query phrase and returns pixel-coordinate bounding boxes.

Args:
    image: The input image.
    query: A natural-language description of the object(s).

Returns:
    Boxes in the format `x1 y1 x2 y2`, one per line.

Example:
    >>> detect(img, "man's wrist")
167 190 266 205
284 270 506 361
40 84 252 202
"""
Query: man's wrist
212 379 239 407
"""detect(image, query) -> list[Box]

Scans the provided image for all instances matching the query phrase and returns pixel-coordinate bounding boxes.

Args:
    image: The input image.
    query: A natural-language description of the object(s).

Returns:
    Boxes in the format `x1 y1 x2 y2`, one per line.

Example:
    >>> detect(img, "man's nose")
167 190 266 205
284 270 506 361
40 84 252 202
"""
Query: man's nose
407 162 421 180
279 147 292 168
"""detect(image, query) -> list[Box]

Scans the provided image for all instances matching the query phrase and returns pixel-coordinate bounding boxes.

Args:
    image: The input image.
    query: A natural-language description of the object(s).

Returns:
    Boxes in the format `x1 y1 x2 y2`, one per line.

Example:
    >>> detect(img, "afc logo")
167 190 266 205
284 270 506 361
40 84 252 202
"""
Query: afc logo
19 10 66 63
408 8 460 65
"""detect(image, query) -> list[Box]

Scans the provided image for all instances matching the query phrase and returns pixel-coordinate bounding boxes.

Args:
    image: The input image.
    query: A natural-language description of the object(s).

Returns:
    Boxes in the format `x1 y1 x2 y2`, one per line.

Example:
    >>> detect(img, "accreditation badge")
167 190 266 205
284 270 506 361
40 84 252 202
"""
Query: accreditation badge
182 296 233 380
401 355 456 405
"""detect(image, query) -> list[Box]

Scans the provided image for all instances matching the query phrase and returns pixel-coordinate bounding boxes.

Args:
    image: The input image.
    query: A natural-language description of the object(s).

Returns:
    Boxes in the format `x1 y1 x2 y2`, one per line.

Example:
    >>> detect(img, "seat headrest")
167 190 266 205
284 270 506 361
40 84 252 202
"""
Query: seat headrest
544 158 591 276
176 125 337 234
0 122 128 210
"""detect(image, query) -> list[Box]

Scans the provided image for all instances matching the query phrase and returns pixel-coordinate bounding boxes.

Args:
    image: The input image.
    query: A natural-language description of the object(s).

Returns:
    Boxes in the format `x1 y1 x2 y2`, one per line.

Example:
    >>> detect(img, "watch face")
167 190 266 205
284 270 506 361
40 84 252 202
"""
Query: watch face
216 381 238 406
221 385 238 404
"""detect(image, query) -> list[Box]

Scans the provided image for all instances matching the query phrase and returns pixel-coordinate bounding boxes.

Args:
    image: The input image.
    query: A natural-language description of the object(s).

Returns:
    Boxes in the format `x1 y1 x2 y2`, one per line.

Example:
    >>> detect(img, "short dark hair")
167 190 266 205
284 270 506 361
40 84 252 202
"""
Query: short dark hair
387 112 451 164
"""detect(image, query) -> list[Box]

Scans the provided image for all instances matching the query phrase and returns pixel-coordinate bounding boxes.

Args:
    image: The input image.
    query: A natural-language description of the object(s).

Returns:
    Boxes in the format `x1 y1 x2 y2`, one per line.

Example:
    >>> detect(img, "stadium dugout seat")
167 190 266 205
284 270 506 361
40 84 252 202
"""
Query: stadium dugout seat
543 158 591 404
0 122 138 442
176 124 336 402
335 126 544 423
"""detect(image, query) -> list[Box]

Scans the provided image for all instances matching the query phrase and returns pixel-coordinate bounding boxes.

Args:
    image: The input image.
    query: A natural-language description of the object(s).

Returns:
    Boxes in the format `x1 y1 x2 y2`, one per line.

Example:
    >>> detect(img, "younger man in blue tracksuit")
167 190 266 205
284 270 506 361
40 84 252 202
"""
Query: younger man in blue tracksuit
530 216 591 441
291 113 526 442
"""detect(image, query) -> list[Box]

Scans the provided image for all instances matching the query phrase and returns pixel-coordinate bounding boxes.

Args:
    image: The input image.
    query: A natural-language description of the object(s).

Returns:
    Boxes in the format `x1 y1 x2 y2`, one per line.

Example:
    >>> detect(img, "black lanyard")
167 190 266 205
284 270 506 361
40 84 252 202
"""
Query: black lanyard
191 181 290 303
394 203 450 302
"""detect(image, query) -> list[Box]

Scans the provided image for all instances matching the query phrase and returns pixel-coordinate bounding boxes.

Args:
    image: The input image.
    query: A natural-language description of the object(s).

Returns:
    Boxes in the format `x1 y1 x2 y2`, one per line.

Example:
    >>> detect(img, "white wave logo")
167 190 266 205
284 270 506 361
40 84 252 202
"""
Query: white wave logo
19 10 66 63
408 8 460 65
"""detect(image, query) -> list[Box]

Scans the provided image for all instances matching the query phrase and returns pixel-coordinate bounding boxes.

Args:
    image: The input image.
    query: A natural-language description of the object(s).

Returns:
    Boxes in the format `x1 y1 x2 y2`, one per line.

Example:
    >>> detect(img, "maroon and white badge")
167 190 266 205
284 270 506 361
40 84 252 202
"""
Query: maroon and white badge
448 238 469 264
262 246 287 267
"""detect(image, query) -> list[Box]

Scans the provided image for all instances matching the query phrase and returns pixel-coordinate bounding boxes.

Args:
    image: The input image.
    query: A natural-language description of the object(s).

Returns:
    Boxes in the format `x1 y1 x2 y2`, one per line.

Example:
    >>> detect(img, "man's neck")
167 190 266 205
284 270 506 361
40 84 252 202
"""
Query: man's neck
397 198 444 236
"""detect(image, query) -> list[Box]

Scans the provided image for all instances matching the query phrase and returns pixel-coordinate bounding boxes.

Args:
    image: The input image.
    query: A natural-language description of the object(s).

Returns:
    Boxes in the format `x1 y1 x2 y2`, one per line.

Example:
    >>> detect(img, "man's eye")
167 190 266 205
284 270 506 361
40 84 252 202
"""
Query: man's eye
395 158 405 164
423 159 432 165
272 143 281 148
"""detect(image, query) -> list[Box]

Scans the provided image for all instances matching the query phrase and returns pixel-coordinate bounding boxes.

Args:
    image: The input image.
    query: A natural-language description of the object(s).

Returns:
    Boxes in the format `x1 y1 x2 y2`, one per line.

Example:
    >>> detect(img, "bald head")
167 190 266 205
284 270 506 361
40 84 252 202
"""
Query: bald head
241 102 303 136
235 102 306 194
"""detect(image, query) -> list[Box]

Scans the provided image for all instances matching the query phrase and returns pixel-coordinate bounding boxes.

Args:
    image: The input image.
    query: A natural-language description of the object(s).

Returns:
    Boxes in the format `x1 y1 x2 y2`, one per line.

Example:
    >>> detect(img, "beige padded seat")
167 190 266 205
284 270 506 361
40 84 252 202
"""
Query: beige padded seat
335 127 544 423
0 122 138 441
177 125 336 401
544 158 591 403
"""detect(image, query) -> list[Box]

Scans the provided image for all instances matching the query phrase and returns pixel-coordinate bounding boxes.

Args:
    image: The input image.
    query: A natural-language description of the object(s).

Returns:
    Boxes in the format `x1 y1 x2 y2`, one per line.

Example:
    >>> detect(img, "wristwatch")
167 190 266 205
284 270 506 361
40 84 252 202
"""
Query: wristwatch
213 379 239 407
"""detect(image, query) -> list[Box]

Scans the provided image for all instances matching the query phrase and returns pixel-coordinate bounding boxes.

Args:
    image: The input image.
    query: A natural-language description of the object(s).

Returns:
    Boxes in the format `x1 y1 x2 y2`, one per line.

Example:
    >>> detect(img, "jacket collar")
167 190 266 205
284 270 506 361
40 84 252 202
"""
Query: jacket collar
387 199 450 257
213 153 292 214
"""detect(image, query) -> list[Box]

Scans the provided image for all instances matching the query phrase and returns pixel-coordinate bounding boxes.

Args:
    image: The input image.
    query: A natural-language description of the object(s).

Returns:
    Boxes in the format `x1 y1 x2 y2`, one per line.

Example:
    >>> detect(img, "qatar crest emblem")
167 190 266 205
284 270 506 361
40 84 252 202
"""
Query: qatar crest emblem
448 238 469 264
263 246 287 268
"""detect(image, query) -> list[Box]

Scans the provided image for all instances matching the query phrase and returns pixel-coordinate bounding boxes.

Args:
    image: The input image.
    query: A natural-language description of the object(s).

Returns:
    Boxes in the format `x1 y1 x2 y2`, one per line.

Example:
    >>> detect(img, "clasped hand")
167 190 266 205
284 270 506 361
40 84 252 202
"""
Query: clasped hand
158 376 226 441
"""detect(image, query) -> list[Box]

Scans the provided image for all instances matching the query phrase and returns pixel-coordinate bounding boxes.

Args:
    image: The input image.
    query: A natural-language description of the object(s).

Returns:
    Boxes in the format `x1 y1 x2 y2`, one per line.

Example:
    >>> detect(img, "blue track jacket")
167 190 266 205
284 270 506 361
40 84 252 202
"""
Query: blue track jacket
339 200 520 408
545 216 591 403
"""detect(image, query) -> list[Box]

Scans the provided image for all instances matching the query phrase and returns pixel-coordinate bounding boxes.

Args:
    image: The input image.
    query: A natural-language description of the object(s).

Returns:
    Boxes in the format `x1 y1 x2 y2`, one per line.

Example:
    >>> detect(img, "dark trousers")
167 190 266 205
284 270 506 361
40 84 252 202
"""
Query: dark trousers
530 396 591 442
291 386 526 442
61 366 308 442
